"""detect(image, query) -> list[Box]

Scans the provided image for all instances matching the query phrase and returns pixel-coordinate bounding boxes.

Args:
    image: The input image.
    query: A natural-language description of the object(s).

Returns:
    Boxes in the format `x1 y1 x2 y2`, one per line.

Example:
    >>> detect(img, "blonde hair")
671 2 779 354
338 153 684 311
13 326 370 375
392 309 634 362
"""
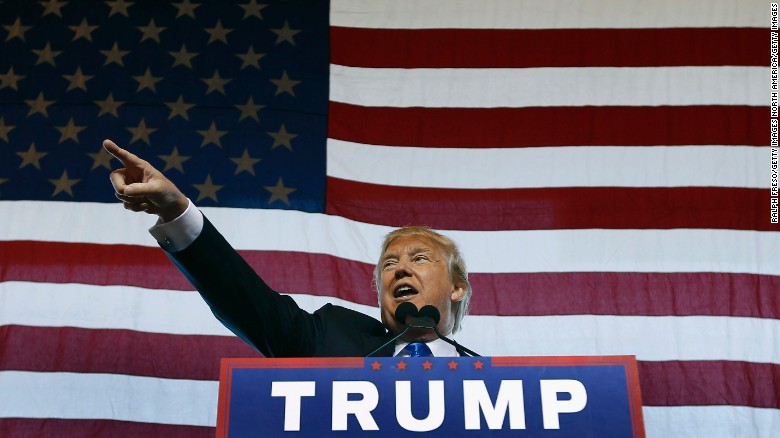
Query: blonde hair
374 226 471 334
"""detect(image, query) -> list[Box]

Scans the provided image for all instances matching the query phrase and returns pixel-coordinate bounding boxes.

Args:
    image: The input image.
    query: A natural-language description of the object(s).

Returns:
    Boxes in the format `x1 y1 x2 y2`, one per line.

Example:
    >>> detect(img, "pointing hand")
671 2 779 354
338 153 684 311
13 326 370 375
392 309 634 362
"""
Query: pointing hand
104 139 189 222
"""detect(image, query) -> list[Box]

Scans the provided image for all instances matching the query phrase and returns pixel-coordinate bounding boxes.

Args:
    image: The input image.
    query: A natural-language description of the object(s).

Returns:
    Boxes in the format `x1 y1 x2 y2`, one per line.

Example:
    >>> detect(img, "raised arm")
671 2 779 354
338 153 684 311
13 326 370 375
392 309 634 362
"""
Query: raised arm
102 139 330 357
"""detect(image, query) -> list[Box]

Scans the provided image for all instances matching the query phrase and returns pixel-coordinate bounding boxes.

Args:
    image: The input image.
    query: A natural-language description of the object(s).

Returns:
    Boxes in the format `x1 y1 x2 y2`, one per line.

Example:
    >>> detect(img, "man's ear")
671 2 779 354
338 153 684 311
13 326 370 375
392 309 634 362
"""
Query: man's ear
450 285 465 302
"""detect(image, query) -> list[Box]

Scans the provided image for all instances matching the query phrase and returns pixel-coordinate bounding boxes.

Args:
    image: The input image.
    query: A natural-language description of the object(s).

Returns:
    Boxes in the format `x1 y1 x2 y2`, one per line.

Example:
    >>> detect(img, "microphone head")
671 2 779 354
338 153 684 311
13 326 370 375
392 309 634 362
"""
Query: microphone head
394 302 419 324
418 305 441 325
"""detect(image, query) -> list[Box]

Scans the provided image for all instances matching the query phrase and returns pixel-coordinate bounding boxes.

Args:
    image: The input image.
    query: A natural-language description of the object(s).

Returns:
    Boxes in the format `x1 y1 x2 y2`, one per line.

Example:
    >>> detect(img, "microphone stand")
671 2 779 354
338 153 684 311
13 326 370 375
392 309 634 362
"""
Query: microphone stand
433 327 481 357
366 325 410 357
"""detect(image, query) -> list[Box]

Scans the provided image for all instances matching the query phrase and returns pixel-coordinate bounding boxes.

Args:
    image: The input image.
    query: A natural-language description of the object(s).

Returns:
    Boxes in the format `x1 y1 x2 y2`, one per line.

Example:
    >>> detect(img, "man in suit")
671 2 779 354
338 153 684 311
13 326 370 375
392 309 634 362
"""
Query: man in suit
103 139 472 358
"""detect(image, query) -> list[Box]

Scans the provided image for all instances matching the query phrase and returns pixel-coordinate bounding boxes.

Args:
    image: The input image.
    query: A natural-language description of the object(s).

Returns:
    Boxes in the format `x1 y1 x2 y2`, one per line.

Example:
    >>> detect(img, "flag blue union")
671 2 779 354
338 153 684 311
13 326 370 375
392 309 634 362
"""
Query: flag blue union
0 0 329 212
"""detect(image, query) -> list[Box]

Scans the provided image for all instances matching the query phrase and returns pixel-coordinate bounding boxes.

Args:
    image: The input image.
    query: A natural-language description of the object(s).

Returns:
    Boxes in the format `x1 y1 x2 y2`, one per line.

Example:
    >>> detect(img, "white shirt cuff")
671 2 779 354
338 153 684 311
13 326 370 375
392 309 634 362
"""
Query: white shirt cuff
148 199 204 252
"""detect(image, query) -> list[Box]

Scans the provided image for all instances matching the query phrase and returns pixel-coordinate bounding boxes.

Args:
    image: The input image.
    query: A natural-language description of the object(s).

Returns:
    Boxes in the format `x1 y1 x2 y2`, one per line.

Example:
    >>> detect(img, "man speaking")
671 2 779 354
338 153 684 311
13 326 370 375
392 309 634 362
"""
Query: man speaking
103 139 473 358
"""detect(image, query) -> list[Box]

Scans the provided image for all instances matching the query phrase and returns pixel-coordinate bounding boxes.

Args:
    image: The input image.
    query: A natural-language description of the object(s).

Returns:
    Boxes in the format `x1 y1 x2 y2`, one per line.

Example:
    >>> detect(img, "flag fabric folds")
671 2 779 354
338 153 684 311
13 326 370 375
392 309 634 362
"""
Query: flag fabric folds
0 0 776 436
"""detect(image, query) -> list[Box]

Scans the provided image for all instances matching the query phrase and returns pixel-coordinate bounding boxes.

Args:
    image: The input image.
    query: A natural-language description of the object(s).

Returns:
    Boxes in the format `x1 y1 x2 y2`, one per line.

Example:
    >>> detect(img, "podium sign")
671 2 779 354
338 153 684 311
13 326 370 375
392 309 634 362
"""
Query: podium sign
216 356 644 437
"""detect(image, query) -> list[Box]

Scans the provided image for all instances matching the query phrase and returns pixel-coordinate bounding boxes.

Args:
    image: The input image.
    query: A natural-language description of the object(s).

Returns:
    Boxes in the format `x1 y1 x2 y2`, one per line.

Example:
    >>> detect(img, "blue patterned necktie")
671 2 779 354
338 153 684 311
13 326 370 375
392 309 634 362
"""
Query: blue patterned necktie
403 342 433 357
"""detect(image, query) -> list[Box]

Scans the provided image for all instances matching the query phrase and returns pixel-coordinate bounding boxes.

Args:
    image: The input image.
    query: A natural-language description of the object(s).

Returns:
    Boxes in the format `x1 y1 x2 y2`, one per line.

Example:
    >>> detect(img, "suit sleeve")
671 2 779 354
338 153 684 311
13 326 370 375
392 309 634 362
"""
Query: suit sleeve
165 215 324 357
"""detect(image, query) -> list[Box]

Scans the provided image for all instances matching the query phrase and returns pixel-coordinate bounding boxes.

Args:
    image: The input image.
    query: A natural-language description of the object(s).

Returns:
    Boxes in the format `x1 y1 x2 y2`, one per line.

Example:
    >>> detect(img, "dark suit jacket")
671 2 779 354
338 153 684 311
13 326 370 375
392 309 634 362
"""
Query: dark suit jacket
167 216 396 358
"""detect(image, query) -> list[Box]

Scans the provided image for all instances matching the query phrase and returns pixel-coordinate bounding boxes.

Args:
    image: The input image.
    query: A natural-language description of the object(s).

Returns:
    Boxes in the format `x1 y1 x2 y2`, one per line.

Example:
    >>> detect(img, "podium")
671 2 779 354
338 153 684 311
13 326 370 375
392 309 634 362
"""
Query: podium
216 356 645 437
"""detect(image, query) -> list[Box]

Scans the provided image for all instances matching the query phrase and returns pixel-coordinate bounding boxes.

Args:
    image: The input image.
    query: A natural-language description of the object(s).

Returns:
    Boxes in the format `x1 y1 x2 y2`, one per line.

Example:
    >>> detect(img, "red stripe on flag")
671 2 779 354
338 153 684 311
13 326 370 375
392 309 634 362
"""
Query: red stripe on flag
0 419 212 438
0 241 374 293
467 272 780 319
326 180 776 231
2 325 777 408
639 361 780 408
328 103 766 147
0 240 193 290
4 242 779 319
331 27 765 68
0 325 256 380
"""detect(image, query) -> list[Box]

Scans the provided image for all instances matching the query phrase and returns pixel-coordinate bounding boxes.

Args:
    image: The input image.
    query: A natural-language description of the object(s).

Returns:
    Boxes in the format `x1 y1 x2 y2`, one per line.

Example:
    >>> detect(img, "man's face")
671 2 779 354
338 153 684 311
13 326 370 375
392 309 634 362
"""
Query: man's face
379 235 465 340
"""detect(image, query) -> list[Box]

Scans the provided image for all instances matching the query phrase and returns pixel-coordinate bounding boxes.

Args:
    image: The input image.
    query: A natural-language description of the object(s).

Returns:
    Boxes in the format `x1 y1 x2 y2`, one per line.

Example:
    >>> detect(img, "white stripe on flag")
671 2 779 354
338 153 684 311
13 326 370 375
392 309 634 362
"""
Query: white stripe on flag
330 66 763 107
327 141 766 189
0 200 160 247
330 0 765 29
0 371 217 426
0 282 231 336
643 406 780 438
455 312 780 362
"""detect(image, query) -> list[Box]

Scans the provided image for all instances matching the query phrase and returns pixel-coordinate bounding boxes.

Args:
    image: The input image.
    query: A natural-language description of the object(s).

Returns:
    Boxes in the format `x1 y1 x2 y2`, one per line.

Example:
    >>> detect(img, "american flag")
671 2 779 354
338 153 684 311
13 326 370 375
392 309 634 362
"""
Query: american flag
0 0 775 436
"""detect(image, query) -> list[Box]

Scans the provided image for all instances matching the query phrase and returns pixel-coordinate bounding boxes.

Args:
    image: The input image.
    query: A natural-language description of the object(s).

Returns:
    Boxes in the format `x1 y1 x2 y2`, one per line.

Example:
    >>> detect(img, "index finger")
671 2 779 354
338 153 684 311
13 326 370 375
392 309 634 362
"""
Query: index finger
103 139 144 166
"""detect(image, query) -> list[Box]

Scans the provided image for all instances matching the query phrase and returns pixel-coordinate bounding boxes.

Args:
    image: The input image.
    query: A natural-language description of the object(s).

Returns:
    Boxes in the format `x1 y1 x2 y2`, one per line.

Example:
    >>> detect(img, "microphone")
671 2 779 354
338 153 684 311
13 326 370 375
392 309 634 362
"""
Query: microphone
366 303 482 357
418 305 441 324
402 302 437 329
394 302 418 324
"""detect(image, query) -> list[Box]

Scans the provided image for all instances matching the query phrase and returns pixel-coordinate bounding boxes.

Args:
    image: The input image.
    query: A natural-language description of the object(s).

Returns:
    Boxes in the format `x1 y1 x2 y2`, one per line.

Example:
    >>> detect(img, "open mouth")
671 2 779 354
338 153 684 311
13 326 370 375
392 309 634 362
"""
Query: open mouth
394 285 419 299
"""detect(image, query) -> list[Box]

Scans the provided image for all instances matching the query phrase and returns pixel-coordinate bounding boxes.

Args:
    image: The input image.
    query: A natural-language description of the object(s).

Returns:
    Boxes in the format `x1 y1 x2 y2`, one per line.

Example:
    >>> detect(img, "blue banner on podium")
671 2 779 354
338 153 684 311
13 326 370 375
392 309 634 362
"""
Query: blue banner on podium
216 356 645 437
